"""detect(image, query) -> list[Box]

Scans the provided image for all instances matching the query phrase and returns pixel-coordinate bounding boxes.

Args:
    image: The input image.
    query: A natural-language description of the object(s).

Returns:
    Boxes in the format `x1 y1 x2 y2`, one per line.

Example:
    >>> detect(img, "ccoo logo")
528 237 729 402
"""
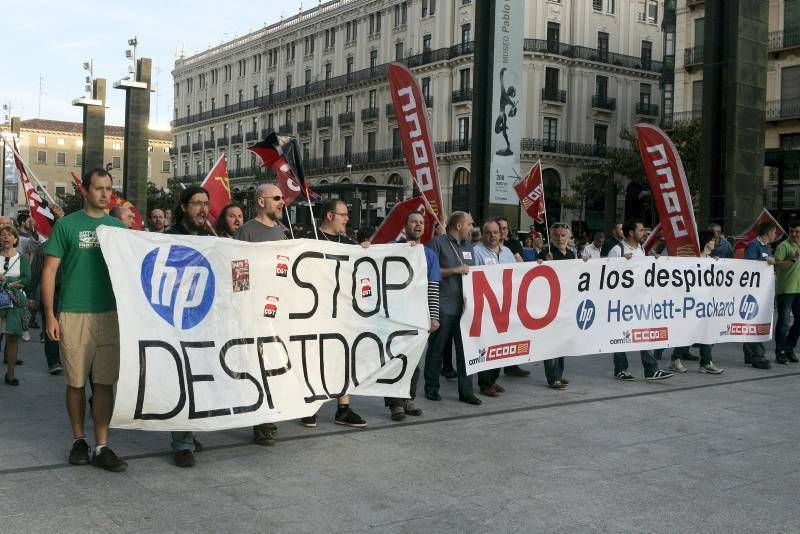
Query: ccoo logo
576 299 596 330
739 294 759 321
140 245 215 329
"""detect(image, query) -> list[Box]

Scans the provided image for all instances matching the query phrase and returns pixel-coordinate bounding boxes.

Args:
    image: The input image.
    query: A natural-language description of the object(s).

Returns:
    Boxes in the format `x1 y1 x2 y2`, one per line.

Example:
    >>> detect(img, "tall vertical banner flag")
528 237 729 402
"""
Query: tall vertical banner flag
489 0 524 204
248 133 306 206
635 123 701 257
70 172 144 230
387 63 444 224
370 196 438 244
199 153 231 228
514 160 546 223
12 140 55 237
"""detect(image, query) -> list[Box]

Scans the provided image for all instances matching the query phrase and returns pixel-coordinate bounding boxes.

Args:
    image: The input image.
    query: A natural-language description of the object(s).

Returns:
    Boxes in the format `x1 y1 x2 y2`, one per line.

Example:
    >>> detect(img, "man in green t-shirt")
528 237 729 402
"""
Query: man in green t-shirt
42 167 128 473
773 220 800 365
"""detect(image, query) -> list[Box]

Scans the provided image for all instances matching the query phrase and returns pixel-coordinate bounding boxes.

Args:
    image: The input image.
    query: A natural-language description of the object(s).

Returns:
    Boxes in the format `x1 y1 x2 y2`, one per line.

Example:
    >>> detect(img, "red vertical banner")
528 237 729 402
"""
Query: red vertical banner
388 63 444 225
514 160 546 223
635 123 701 257
200 153 231 228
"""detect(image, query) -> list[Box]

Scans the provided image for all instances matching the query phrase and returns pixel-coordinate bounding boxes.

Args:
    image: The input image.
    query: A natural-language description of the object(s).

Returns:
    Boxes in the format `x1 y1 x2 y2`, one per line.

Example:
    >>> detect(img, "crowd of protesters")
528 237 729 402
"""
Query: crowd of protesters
3 167 796 473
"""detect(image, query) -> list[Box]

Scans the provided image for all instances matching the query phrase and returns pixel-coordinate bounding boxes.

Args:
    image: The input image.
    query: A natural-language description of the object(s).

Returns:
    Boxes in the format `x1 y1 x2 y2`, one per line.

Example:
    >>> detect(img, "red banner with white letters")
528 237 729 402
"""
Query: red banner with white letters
371 196 438 244
388 63 444 225
635 123 701 257
514 160 546 223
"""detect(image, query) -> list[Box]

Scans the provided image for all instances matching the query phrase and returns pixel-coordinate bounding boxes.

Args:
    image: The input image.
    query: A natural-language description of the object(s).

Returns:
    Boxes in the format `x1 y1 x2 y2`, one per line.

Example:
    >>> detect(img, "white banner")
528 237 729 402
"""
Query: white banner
461 257 775 375
489 0 524 204
97 227 430 431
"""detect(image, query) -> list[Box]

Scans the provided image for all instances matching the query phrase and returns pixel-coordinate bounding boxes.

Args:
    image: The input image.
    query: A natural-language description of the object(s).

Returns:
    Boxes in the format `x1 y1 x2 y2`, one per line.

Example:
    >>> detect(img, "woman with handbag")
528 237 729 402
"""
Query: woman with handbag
0 224 31 386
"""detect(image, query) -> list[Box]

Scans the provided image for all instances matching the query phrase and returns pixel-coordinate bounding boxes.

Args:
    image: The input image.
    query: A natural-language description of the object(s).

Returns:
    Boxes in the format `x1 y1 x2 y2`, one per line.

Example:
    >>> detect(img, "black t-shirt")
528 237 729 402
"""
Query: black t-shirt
504 238 523 256
600 237 619 257
165 223 211 236
316 231 355 245
549 247 576 261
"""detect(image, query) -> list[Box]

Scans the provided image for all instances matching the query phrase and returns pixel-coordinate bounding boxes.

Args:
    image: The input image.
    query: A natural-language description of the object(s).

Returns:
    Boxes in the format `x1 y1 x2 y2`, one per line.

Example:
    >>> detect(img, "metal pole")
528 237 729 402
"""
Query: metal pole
1 140 6 216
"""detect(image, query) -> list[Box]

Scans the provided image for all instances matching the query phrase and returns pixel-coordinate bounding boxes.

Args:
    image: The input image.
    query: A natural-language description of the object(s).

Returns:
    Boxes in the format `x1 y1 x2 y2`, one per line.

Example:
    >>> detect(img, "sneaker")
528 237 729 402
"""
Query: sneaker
776 352 789 365
403 399 422 416
670 359 688 373
173 449 195 468
548 381 566 390
48 364 63 375
787 352 799 363
91 447 128 472
253 423 277 446
335 408 367 428
645 370 674 380
752 358 772 370
615 371 635 381
390 404 406 421
21 330 30 342
700 362 725 375
68 438 90 465
300 414 318 428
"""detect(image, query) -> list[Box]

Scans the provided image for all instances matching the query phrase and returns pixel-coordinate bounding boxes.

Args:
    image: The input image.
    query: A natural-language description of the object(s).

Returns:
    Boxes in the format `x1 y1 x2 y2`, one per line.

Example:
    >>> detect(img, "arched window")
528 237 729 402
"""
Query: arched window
543 168 562 223
363 175 376 183
340 177 351 183
387 173 403 186
452 168 471 213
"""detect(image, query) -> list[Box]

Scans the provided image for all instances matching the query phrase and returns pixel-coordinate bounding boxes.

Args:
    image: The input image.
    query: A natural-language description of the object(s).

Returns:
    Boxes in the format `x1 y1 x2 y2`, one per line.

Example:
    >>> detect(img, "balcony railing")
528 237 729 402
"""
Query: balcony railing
542 87 567 103
191 142 202 152
435 139 471 153
661 110 702 129
361 107 379 121
180 145 190 154
217 137 228 146
684 46 704 67
768 28 800 52
316 116 333 128
231 134 243 144
635 102 659 117
204 140 215 149
523 38 663 73
245 131 258 142
591 94 616 111
452 88 473 103
338 111 355 125
278 123 293 134
521 138 619 159
766 98 800 121
297 119 312 133
386 103 396 118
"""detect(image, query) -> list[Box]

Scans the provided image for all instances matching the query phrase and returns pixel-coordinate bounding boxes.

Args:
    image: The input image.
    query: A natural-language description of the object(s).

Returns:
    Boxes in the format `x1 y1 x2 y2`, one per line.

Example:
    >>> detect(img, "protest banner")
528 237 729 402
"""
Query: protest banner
461 257 774 375
97 227 429 431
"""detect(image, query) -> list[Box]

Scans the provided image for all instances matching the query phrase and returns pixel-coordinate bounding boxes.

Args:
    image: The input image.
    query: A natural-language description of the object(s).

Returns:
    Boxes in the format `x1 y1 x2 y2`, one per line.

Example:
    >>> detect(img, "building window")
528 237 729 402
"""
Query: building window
75 154 82 167
268 113 274 129
458 117 470 143
325 63 332 80
322 139 331 163
162 160 171 172
324 100 331 117
593 0 602 11
423 34 432 52
370 49 378 68
597 32 609 62
594 124 608 146
37 136 46 145
394 2 408 26
253 85 259 99
113 142 122 150
304 104 311 121
547 22 560 51
638 0 658 24
344 135 353 159
422 77 431 99
595 75 608 98
545 67 559 91
366 131 376 155
543 118 558 146
56 152 66 165
641 41 652 69
663 82 674 120
395 41 404 60
461 23 471 43
346 95 353 113
640 83 652 106
606 0 615 14
57 138 65 146
36 150 46 164
459 68 471 90
392 128 401 150
422 0 436 17
112 156 121 169
369 90 377 108
286 74 292 92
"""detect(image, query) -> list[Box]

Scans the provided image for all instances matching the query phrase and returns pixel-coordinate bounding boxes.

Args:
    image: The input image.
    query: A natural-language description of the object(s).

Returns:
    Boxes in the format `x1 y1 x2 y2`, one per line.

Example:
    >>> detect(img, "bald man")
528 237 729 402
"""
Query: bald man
235 182 287 446
109 206 135 229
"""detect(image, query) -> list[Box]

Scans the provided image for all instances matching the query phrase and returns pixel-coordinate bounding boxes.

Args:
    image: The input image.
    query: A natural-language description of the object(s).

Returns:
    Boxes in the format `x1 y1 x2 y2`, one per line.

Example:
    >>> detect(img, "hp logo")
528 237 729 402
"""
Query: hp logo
140 245 215 330
576 299 596 331
739 294 759 321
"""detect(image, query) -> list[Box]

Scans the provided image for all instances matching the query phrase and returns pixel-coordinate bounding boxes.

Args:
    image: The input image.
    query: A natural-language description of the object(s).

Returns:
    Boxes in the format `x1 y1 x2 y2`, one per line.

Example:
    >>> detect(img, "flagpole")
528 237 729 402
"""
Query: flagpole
303 185 318 240
534 159 553 257
6 140 58 205
284 205 295 239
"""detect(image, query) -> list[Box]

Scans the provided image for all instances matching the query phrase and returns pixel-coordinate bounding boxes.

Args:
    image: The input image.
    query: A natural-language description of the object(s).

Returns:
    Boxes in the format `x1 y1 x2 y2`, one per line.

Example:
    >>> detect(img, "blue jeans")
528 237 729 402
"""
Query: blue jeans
775 293 800 354
614 351 657 377
171 431 194 452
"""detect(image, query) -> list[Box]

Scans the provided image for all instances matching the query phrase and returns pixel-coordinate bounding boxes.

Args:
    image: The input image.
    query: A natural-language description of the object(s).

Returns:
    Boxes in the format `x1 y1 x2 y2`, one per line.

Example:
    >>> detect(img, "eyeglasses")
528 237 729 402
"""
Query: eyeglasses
259 195 284 202
333 212 349 218
187 200 210 207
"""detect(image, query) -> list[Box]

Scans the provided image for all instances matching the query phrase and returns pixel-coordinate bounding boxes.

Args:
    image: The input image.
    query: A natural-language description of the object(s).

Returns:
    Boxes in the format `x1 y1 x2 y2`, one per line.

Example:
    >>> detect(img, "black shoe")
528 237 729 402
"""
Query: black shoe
300 415 318 427
68 438 90 465
645 369 674 380
441 368 457 380
174 449 196 468
787 352 799 363
504 365 530 377
752 358 772 370
253 423 277 446
91 447 128 472
776 353 790 365
425 391 441 401
682 352 700 361
459 395 482 405
4 373 19 386
335 407 367 428
615 371 635 381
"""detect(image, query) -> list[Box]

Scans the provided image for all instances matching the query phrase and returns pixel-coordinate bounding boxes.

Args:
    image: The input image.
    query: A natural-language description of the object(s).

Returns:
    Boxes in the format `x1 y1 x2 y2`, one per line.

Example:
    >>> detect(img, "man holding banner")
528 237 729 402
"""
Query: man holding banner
607 219 673 381
773 220 800 365
742 221 778 369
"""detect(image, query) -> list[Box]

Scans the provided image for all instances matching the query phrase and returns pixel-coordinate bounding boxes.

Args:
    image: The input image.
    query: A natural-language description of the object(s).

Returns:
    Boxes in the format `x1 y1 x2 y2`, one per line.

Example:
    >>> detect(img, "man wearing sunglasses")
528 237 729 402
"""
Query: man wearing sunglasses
235 183 287 446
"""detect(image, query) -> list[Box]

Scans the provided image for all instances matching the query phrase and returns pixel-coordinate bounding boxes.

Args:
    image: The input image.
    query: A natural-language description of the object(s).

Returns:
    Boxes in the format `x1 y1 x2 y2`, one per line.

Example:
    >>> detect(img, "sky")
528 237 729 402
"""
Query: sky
1 0 305 130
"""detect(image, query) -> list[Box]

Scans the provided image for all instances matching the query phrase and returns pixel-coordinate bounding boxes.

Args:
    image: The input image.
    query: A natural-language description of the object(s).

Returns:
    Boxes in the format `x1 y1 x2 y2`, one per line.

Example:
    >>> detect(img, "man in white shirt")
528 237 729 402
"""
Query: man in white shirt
608 219 674 381
581 231 605 259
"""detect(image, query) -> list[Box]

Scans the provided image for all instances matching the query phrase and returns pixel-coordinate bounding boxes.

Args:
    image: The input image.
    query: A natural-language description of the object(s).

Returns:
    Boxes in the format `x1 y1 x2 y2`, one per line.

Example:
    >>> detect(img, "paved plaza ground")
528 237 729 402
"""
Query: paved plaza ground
1 330 799 533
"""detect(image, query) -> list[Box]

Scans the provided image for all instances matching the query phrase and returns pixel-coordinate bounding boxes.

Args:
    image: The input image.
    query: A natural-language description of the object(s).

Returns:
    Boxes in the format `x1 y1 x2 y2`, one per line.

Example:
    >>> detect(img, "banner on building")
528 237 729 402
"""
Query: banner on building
489 0 524 204
635 123 701 257
461 257 774 375
388 63 445 224
97 227 430 431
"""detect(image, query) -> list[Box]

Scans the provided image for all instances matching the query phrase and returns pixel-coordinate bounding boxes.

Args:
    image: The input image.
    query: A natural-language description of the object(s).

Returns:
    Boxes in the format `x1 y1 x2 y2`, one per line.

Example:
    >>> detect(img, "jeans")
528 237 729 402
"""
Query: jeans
385 366 420 407
613 351 658 377
424 313 474 399
544 358 564 385
477 368 500 390
672 345 712 366
743 342 765 361
171 431 194 452
775 293 800 354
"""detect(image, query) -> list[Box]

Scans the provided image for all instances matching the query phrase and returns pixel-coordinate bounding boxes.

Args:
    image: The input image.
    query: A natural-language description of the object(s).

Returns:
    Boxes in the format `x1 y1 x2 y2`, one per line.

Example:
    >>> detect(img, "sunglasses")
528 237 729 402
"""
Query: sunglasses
259 195 284 201
550 222 570 230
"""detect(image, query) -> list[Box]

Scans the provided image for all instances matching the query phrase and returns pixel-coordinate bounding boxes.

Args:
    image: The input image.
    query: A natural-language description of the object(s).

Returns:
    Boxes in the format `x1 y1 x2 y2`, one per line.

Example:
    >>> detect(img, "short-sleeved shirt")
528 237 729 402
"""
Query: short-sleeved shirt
582 243 603 259
774 239 800 294
235 219 287 242
473 243 516 266
44 210 126 313
600 237 621 257
607 240 645 258
395 239 442 283
504 238 523 257
744 238 772 261
426 233 474 315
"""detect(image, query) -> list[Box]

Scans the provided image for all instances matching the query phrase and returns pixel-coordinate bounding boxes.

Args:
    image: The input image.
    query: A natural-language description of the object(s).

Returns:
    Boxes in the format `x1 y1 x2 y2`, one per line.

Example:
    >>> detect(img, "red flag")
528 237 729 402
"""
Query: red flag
388 63 444 225
635 123 701 257
733 208 786 258
371 196 438 244
70 171 143 230
13 141 55 237
199 154 231 228
643 222 663 254
248 133 320 206
514 160 546 223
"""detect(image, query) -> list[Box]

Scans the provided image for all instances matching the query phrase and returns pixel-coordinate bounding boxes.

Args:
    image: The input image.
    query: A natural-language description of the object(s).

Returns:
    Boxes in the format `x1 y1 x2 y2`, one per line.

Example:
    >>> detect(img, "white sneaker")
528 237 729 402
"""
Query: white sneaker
700 362 725 374
670 359 687 373
21 330 30 342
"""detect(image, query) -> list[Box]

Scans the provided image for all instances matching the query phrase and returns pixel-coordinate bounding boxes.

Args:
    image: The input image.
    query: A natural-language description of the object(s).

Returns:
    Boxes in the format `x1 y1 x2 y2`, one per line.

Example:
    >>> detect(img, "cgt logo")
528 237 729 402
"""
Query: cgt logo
739 294 759 320
576 299 596 331
632 327 668 343
141 245 215 330
275 255 290 278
